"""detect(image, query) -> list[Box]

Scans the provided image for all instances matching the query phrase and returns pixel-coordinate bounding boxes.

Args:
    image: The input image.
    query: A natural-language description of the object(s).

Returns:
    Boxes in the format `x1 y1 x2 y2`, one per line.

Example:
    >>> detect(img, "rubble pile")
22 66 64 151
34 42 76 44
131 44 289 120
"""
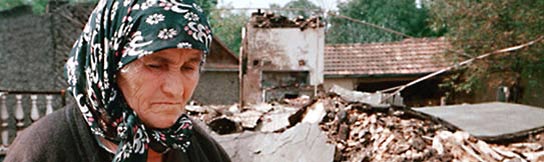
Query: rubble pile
319 97 446 161
250 10 325 30
319 96 544 162
187 94 544 161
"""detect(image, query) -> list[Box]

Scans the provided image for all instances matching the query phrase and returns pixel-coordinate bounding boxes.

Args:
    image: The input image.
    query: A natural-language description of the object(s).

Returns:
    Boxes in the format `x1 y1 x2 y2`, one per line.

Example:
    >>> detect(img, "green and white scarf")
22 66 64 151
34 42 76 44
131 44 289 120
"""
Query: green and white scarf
65 0 212 161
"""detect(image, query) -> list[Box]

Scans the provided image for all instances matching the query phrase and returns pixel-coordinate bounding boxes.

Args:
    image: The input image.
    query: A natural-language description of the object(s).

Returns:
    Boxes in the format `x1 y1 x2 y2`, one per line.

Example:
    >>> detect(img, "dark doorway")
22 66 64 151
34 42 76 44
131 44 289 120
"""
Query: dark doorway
356 78 445 107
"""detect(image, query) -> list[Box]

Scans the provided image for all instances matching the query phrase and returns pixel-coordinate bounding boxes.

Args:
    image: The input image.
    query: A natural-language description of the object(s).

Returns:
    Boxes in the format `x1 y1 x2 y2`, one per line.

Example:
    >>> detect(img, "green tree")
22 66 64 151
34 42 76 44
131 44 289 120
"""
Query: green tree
0 0 214 14
281 0 321 18
0 0 24 11
194 0 217 16
326 0 443 44
0 0 53 13
269 3 281 10
208 7 247 55
0 0 99 13
193 0 247 55
430 0 544 105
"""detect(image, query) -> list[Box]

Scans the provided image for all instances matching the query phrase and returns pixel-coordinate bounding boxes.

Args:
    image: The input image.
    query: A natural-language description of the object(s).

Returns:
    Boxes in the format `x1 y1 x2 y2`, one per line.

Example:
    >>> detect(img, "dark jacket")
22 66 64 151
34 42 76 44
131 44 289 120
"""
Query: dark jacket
4 104 230 162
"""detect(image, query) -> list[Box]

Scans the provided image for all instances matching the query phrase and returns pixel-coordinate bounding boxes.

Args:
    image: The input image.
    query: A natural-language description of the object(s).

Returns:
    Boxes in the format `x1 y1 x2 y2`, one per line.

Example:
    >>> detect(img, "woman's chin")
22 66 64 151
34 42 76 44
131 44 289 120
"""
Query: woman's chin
142 113 181 129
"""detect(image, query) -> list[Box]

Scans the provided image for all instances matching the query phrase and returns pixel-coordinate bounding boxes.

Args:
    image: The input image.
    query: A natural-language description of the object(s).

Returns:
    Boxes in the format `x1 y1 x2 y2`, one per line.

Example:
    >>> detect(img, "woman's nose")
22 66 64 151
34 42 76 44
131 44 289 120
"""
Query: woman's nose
160 73 184 98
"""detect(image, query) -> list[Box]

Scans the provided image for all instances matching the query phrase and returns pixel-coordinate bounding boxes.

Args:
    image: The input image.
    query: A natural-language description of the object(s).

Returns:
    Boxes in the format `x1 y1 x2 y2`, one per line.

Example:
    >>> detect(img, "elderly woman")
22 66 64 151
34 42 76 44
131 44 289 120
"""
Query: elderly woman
5 0 230 161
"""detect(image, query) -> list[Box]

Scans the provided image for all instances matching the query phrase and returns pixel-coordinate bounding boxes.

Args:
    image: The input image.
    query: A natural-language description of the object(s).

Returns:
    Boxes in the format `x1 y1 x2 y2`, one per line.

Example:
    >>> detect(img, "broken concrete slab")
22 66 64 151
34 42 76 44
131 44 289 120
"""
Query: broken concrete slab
185 105 208 113
249 102 273 113
234 110 264 129
256 123 335 162
259 106 299 132
227 104 241 114
283 95 312 107
414 102 544 140
213 123 335 162
301 101 327 124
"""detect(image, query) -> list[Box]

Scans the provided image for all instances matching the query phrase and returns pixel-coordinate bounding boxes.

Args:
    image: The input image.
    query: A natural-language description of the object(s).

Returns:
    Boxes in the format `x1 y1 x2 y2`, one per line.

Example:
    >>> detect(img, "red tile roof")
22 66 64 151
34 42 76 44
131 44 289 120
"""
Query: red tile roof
325 38 452 76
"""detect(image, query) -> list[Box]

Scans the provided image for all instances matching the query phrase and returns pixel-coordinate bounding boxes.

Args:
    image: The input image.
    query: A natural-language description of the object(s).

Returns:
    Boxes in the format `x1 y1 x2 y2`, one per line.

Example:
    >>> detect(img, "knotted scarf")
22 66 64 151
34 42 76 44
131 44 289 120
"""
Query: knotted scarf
64 0 212 161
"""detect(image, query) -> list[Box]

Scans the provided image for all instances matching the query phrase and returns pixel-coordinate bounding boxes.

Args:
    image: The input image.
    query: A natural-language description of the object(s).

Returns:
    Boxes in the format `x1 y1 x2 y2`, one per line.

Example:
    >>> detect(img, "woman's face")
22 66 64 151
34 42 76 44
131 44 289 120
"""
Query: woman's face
117 48 202 129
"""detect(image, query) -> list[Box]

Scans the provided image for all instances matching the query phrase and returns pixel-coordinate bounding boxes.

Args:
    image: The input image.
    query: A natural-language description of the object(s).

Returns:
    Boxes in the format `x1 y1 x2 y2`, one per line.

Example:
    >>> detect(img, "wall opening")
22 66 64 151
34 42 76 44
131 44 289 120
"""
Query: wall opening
261 71 309 88
356 78 445 107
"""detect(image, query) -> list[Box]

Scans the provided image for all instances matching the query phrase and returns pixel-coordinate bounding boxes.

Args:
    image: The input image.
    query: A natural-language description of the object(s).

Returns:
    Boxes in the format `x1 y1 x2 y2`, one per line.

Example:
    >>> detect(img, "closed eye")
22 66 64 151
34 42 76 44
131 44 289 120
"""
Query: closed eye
181 66 197 71
146 64 162 69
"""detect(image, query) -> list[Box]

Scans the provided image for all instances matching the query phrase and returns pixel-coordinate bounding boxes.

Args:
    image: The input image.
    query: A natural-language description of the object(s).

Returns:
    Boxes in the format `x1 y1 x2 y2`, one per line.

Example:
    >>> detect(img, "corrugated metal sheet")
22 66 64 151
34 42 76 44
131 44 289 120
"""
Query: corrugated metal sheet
415 102 544 139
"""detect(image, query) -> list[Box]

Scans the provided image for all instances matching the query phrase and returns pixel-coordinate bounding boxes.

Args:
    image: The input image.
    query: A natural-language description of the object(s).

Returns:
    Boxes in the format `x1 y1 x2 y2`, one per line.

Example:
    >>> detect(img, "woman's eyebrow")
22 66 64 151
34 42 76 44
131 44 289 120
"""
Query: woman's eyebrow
146 54 202 64
188 57 202 63
145 55 170 63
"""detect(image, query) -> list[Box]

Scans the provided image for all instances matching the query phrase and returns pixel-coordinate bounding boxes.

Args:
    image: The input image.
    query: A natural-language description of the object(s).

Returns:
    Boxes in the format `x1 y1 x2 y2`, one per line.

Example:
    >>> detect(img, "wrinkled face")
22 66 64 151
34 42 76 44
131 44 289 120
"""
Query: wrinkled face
117 48 202 129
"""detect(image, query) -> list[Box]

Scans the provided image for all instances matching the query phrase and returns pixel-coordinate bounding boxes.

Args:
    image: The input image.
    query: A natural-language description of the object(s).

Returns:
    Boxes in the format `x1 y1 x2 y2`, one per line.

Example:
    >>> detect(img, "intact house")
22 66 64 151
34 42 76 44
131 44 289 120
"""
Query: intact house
192 37 240 105
323 38 453 107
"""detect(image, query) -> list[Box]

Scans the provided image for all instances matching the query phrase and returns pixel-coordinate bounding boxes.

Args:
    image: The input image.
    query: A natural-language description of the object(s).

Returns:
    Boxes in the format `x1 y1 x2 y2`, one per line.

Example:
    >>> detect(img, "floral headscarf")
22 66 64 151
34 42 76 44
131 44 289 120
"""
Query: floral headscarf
64 0 212 161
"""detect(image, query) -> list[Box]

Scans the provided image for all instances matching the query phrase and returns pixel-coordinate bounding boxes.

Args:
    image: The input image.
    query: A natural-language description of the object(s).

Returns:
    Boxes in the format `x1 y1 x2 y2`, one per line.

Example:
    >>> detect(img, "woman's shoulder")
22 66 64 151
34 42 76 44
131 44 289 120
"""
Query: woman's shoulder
3 104 107 162
4 106 75 161
186 118 232 162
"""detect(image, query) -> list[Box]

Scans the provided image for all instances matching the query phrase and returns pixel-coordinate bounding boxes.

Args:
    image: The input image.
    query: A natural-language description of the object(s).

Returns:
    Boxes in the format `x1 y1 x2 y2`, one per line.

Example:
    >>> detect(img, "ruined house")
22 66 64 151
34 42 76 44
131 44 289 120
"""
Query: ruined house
323 38 453 107
240 11 325 105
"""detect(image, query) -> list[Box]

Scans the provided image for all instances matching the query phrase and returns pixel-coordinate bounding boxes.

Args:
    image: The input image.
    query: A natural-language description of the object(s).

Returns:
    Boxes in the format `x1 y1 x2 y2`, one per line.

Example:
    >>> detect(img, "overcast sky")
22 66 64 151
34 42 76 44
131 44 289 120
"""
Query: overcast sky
217 0 339 11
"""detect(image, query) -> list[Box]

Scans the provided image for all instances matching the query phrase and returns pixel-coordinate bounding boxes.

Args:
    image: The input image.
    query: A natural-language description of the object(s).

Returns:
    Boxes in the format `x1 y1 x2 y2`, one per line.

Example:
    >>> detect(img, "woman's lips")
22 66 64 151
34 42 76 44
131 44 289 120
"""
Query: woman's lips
151 102 182 105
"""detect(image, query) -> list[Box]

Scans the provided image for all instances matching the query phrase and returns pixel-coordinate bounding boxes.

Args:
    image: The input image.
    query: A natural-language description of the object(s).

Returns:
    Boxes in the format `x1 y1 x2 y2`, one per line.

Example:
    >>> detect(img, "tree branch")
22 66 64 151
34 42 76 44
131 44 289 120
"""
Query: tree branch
328 12 414 38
